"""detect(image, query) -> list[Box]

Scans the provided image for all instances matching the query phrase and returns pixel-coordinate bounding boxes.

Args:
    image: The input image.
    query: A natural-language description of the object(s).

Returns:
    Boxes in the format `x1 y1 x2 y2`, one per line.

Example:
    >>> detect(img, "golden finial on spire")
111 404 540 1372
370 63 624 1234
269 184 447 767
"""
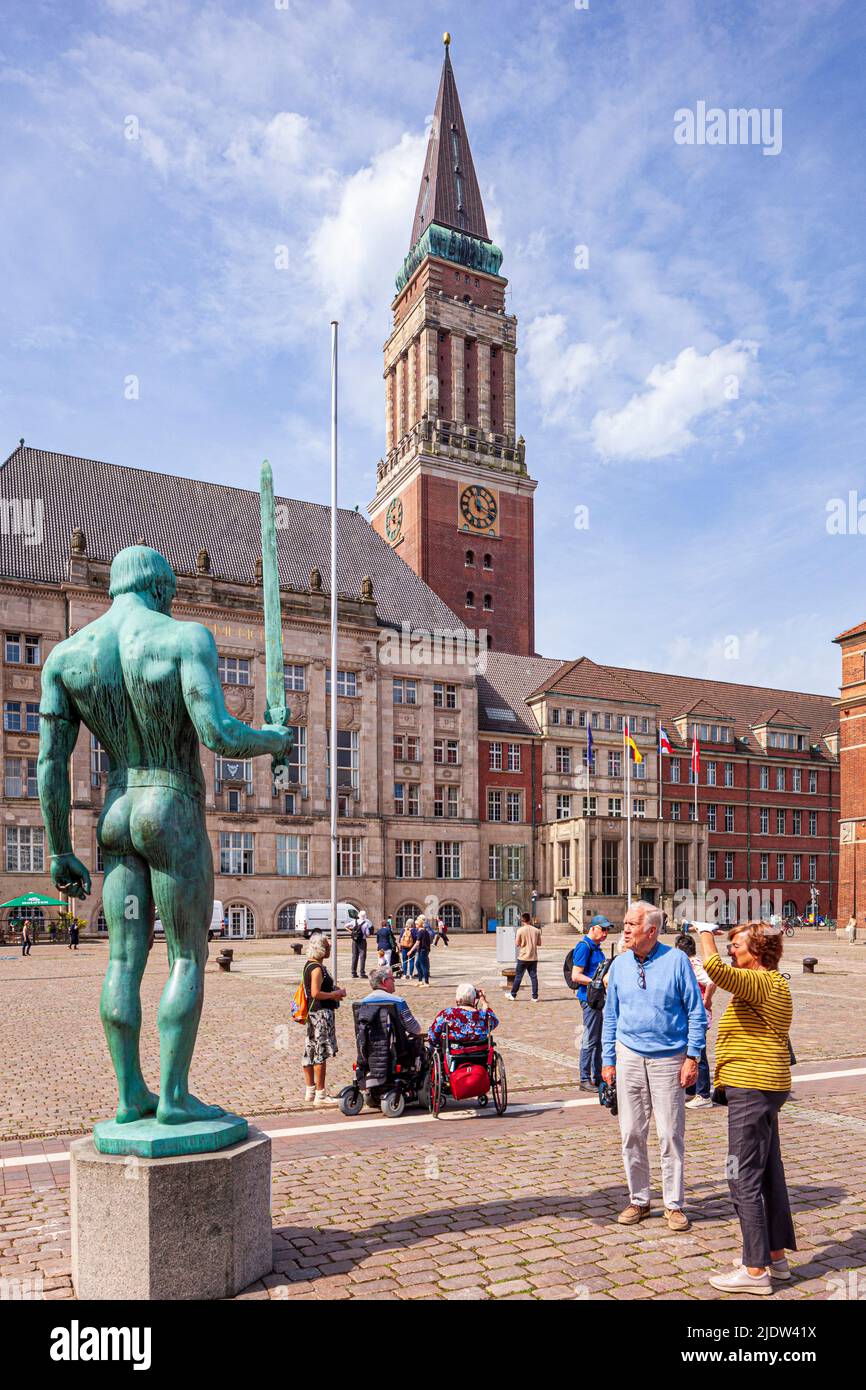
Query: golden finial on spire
443 31 451 48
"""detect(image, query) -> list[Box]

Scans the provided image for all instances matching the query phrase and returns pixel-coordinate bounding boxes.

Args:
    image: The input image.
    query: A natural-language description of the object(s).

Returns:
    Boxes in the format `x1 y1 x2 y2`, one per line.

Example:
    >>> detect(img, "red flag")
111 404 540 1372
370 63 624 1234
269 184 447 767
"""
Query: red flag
691 730 701 777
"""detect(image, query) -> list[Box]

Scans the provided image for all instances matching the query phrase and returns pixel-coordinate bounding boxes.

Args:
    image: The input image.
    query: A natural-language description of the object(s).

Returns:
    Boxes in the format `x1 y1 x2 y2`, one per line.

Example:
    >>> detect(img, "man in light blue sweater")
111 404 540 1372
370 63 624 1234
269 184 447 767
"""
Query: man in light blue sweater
602 901 707 1232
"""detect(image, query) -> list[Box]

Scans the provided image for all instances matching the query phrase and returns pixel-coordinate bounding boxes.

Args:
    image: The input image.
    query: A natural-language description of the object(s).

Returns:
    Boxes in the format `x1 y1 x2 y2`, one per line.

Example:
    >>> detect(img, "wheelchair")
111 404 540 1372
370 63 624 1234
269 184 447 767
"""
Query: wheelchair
428 1021 507 1117
338 1000 427 1119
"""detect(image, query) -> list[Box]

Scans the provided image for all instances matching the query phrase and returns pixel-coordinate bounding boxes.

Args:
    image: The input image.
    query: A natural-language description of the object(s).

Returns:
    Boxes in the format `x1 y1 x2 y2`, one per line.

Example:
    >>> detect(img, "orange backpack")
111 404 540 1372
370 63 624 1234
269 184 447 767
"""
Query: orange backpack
291 967 310 1025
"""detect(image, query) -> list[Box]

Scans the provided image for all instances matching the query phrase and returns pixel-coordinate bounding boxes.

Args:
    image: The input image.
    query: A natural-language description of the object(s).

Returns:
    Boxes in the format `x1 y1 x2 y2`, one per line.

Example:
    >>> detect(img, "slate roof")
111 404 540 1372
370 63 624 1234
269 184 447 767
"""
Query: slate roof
476 652 565 735
528 656 654 707
409 44 490 249
0 444 466 634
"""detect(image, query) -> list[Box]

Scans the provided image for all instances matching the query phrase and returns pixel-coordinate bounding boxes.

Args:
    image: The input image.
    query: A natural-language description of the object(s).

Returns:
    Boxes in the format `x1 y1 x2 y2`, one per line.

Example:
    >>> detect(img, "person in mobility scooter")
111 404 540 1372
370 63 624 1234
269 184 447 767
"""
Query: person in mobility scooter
426 982 507 1117
339 966 427 1118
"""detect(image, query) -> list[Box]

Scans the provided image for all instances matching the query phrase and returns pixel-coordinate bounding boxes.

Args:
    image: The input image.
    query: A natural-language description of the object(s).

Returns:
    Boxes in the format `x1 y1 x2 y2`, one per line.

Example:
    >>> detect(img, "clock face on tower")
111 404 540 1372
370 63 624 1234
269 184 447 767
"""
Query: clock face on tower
385 496 403 543
460 484 498 532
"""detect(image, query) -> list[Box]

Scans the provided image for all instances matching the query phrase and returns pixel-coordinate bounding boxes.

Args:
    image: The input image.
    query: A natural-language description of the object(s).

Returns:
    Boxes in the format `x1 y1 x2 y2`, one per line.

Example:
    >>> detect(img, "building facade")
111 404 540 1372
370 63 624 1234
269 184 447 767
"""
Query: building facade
834 617 866 926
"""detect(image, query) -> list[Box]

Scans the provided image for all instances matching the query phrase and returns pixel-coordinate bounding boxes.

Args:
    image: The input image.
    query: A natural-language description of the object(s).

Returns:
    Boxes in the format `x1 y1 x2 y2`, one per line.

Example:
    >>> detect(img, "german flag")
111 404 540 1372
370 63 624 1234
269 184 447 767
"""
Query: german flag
624 719 644 764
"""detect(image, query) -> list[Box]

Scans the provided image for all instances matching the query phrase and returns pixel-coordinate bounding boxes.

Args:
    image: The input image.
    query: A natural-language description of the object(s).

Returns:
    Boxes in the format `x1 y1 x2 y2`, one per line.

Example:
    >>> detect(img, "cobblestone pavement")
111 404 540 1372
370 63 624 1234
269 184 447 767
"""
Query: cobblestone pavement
1 931 861 1139
1 931 864 1302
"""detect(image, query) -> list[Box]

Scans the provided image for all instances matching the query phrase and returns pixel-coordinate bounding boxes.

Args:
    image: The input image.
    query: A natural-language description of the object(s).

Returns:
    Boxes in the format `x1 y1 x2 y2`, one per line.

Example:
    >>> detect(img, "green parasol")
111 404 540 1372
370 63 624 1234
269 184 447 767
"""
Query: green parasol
0 892 69 909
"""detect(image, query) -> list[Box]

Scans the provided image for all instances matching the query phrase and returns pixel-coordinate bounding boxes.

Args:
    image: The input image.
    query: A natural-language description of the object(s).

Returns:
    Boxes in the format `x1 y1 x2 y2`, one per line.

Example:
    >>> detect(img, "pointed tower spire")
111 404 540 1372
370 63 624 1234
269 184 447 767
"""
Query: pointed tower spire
409 34 490 249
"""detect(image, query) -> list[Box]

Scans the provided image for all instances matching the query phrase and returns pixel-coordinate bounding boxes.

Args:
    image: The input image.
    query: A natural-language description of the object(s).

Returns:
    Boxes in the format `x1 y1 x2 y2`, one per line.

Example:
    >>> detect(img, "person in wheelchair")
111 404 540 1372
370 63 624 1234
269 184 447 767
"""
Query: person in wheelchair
427 982 499 1054
348 966 427 1113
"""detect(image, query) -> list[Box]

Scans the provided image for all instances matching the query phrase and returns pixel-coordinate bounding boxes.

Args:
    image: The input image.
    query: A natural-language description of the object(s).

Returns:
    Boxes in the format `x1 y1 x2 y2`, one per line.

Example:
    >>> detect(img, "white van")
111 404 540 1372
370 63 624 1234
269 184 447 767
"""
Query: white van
153 901 225 941
294 902 359 938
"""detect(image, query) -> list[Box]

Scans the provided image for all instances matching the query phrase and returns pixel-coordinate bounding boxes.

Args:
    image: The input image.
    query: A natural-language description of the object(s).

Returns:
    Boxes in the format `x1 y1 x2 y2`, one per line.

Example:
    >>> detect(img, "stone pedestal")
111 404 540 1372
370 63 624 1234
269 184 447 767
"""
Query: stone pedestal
71 1127 272 1300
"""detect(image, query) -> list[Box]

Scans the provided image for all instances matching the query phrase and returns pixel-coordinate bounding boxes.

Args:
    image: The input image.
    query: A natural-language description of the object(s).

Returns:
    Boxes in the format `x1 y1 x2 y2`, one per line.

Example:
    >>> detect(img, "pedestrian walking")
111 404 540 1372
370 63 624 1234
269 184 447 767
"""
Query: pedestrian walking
21 919 33 956
601 902 707 1233
410 915 433 987
399 920 415 977
674 932 715 1106
350 909 370 978
571 914 611 1087
301 933 346 1105
506 912 542 1001
69 921 80 951
699 923 797 1295
433 914 450 947
376 919 396 967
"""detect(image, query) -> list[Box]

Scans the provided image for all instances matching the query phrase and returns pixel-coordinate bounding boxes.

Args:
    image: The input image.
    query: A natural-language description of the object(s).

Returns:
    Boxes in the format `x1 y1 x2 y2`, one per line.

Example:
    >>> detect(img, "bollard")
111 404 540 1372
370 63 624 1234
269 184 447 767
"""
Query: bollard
803 956 817 974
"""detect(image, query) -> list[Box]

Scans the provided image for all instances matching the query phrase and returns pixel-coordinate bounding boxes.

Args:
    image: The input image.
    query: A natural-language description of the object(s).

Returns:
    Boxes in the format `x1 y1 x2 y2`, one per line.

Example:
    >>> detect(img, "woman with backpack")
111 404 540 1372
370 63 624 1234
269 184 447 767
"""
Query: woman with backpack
410 915 433 987
399 920 415 978
300 933 346 1105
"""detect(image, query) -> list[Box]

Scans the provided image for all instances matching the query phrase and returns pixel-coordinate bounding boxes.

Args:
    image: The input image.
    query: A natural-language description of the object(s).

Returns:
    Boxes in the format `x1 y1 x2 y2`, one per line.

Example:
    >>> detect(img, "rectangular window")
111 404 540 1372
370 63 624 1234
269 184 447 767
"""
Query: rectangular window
6 825 44 872
433 682 458 709
555 746 571 774
638 841 654 879
435 841 461 879
434 784 459 818
559 841 571 879
90 735 109 787
808 771 817 794
506 791 522 823
759 853 769 881
760 766 770 790
775 768 785 792
674 843 690 892
671 802 681 821
395 840 422 879
724 851 734 881
392 678 417 705
760 808 769 834
777 853 785 881
670 758 681 784
489 742 503 770
687 801 697 822
565 709 575 727
278 726 307 790
550 708 560 725
227 788 242 812
219 831 254 875
489 845 524 881
708 850 717 880
325 669 358 697
6 633 41 665
3 701 21 732
633 759 646 781
776 809 785 835
809 811 818 836
326 729 360 792
338 836 363 876
218 655 250 685
582 796 597 817
487 790 502 822
792 810 802 835
5 758 38 798
808 855 817 882
608 751 622 778
722 763 733 787
633 799 646 819
4 634 21 664
792 768 802 793
507 744 522 772
276 834 309 876
556 794 572 820
26 702 40 733
284 664 306 692
215 756 253 793
725 806 735 833
434 739 459 766
707 804 717 831
608 797 622 817
24 635 40 665
601 840 618 895
706 761 716 786
793 854 801 881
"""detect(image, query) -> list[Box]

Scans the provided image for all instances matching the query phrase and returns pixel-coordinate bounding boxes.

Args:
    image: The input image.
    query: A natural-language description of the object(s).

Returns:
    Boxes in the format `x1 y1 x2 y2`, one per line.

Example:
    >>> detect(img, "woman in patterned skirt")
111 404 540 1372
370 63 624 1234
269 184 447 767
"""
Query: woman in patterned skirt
301 933 346 1106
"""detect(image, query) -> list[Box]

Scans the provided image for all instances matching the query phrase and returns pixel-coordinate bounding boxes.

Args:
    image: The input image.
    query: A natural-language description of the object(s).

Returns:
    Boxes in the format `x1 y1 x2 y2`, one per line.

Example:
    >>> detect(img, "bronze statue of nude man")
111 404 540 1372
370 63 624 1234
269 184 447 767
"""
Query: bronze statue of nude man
38 546 293 1127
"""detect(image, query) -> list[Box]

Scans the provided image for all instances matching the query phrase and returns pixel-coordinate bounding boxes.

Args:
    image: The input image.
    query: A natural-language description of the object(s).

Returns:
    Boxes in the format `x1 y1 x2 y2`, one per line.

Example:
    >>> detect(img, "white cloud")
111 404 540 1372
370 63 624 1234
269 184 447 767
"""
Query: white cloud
591 340 759 461
308 131 426 326
523 313 599 422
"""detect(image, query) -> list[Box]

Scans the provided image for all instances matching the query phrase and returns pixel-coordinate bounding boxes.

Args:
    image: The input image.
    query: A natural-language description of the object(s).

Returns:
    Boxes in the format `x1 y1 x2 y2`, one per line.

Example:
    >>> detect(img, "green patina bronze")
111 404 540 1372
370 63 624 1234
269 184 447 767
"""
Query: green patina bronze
37 476 293 1157
395 221 504 292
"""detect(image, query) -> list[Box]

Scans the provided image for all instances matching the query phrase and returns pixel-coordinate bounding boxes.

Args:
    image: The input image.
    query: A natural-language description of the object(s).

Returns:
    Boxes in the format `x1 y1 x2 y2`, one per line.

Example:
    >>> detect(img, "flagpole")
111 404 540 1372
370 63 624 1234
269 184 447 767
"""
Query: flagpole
625 721 632 909
329 320 339 980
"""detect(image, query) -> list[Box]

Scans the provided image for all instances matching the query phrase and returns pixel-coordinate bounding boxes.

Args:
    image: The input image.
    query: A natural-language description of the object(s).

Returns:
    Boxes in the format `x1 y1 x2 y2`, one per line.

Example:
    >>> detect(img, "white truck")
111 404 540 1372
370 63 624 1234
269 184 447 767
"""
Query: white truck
294 901 359 938
153 900 225 941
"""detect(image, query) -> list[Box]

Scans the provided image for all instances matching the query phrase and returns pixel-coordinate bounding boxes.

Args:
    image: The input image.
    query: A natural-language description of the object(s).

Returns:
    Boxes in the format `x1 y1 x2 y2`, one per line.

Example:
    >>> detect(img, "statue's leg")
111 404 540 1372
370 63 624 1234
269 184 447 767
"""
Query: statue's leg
100 851 159 1123
147 798 223 1124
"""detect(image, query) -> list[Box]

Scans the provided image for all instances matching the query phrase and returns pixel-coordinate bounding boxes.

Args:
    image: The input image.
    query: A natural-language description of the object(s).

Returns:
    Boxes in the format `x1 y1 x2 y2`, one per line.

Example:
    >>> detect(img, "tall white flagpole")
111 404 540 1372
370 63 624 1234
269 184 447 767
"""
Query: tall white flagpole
625 720 632 908
329 320 339 979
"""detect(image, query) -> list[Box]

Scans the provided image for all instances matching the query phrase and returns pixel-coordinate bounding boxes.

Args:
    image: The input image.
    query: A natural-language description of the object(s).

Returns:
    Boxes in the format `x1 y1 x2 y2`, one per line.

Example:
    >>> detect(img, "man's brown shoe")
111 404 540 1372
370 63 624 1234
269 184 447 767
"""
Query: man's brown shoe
617 1203 651 1225
665 1207 691 1232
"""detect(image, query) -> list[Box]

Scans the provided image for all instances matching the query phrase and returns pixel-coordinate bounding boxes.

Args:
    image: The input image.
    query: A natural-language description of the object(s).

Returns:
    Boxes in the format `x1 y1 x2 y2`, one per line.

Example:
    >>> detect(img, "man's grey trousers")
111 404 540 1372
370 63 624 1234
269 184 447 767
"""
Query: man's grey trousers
615 1041 686 1209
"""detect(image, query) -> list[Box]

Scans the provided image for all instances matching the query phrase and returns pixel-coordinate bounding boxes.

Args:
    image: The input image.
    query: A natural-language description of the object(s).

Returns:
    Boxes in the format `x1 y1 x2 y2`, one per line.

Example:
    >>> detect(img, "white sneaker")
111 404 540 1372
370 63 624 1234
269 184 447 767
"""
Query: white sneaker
505 994 516 1001
304 1085 316 1103
530 997 539 1003
709 1265 772 1295
686 1095 712 1108
733 1256 791 1281
313 1091 340 1106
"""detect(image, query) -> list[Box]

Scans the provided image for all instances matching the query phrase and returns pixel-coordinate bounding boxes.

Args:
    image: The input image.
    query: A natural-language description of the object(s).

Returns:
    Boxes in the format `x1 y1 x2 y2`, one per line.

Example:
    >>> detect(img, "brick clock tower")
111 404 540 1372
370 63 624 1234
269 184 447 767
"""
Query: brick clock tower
369 35 537 656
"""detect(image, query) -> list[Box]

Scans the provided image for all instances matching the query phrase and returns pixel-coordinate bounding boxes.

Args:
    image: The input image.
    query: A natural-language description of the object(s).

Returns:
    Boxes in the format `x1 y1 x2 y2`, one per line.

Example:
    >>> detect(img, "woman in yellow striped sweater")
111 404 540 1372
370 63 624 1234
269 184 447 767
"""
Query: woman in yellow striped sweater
698 922 796 1296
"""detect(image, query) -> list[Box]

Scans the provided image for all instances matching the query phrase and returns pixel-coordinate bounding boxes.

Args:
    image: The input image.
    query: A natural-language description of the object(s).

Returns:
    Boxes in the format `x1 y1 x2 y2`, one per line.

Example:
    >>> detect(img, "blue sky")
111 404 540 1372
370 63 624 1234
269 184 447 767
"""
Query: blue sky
2 0 865 694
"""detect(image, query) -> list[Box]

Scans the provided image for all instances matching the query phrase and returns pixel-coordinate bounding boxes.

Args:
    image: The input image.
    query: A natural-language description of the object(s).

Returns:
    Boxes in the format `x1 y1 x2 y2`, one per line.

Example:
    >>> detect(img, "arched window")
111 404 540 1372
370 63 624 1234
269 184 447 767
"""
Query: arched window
441 904 462 932
465 591 475 608
483 553 492 569
395 903 421 931
94 907 108 935
227 904 256 938
783 900 797 920
483 594 493 611
277 903 296 933
465 549 474 566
